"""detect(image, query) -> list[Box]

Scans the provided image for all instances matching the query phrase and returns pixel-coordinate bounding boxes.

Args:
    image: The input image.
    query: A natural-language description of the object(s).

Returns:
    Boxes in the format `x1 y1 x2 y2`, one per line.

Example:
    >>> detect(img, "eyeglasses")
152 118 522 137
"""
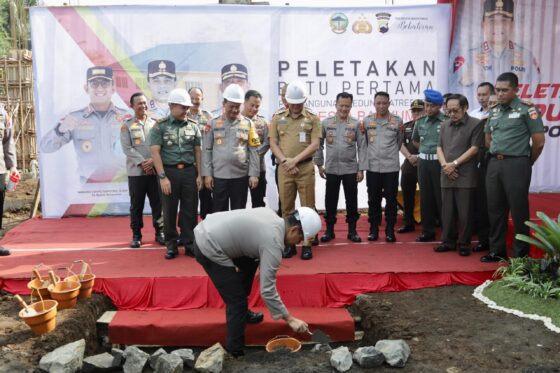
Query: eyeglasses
88 80 112 88
447 108 463 114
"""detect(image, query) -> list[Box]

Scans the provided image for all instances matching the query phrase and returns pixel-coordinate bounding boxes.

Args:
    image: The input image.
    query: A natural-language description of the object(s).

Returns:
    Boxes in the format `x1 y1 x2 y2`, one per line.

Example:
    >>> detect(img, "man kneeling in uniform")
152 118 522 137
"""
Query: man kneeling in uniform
193 207 321 357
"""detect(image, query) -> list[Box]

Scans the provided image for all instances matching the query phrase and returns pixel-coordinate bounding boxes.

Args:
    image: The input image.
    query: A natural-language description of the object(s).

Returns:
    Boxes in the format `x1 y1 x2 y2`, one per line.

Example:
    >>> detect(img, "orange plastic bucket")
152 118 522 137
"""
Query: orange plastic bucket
48 280 81 310
18 291 58 335
265 335 302 353
66 261 96 299
27 266 60 300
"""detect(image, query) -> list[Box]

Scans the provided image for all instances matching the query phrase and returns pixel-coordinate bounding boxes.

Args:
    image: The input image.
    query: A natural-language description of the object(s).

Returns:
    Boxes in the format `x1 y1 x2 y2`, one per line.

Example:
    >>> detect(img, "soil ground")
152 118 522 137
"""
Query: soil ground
1 180 559 372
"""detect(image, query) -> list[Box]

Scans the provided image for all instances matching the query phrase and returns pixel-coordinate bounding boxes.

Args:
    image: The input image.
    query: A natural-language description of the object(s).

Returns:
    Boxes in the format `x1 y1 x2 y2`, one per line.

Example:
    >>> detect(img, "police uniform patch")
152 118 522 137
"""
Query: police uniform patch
216 138 222 145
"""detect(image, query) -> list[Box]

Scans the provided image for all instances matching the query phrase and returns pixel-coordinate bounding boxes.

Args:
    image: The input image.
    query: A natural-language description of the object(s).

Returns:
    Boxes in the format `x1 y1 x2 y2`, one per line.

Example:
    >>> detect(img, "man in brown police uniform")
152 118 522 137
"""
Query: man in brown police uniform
269 81 321 260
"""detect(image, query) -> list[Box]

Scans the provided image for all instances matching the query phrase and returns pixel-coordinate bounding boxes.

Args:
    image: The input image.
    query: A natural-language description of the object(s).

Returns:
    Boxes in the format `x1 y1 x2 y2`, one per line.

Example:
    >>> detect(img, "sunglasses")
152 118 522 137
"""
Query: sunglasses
88 80 112 88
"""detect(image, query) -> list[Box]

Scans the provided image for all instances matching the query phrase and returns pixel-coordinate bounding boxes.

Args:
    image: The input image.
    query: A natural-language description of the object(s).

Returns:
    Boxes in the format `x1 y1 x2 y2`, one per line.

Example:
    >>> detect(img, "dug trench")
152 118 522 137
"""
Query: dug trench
1 285 560 372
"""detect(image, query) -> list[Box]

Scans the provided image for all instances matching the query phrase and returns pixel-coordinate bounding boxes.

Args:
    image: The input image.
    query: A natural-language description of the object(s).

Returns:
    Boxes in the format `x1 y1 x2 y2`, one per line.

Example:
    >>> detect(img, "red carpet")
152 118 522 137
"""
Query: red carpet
109 307 354 346
1 193 557 346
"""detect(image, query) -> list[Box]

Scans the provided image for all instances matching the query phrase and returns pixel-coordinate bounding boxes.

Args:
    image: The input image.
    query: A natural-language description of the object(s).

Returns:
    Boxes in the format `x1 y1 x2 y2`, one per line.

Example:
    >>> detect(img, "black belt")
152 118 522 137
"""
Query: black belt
164 163 193 169
299 157 313 164
490 154 528 160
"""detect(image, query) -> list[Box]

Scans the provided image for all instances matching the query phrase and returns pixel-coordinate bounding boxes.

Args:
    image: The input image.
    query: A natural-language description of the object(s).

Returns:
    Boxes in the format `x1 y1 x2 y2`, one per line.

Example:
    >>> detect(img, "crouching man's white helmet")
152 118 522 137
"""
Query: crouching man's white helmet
294 207 321 240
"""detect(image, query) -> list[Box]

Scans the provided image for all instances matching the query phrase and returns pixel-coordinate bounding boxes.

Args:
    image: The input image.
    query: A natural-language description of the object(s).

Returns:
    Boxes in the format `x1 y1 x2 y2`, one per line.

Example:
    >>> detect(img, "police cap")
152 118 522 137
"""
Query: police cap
221 63 248 82
423 89 444 105
483 0 514 20
87 66 113 81
147 60 176 80
410 99 425 110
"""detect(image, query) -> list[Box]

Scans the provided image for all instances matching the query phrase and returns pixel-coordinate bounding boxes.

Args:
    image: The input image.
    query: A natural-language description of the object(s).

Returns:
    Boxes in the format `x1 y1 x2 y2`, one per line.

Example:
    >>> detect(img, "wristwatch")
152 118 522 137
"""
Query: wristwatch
453 160 459 167
158 172 166 180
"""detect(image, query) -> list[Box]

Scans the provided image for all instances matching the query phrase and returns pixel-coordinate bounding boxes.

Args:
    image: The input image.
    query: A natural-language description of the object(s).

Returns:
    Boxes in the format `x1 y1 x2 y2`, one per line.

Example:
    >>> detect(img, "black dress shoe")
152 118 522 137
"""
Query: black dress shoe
385 232 396 243
397 225 415 233
416 233 436 242
165 243 178 260
311 235 319 246
480 252 506 263
155 231 165 246
246 310 264 324
459 247 471 256
0 247 10 256
320 231 335 242
176 239 184 247
282 245 297 258
301 246 313 260
130 235 142 248
433 245 455 253
347 232 362 242
473 243 489 252
367 230 379 241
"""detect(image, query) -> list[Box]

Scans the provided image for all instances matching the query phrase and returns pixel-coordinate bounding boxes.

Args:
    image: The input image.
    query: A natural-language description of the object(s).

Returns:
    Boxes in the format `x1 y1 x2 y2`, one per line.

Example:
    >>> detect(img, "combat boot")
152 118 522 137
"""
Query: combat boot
320 223 335 242
347 221 361 242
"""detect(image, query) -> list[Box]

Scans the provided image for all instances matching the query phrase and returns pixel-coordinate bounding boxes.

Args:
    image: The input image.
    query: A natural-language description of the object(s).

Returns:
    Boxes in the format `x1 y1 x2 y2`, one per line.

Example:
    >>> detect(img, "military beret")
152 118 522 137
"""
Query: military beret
87 66 112 81
483 0 514 20
410 99 425 110
423 89 444 105
221 63 248 82
147 60 176 79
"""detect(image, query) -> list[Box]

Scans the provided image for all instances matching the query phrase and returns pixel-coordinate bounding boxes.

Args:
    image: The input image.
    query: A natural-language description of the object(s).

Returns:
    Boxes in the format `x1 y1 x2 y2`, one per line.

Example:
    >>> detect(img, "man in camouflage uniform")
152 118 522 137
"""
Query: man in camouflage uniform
40 66 131 183
315 92 366 243
120 93 165 248
412 89 447 242
150 89 202 260
147 60 177 120
202 84 260 212
398 99 424 233
0 104 19 256
188 87 214 219
450 0 540 96
242 90 269 208
481 72 545 262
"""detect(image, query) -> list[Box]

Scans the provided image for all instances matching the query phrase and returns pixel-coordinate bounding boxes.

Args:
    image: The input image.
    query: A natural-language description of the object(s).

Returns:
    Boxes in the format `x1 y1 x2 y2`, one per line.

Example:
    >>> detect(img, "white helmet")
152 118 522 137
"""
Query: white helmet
168 88 192 107
295 207 322 241
223 84 245 104
285 81 307 104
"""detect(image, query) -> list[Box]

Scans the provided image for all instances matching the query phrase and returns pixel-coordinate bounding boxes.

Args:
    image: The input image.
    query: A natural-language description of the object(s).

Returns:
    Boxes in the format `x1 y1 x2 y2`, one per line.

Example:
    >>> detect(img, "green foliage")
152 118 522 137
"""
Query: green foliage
494 212 560 300
0 0 37 56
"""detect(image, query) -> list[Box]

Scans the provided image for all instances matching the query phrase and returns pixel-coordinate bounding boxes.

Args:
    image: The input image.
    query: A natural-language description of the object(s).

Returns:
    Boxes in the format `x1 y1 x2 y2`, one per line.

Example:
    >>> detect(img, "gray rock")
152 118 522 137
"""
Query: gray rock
171 348 195 368
194 343 226 373
154 354 183 373
111 348 125 367
311 344 331 353
375 339 411 368
150 348 168 369
353 346 385 368
82 352 116 372
39 339 86 373
329 346 353 372
123 346 149 373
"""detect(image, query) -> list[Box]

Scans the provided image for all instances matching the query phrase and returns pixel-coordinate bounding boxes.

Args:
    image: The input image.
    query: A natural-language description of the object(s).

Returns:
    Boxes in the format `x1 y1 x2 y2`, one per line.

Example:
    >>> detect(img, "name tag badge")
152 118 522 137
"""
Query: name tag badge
509 112 521 119
299 131 306 143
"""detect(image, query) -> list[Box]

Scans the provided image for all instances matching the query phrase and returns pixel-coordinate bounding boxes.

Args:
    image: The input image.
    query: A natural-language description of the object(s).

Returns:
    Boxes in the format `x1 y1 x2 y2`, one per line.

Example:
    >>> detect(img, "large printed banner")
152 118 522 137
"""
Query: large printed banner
449 0 560 192
32 5 451 218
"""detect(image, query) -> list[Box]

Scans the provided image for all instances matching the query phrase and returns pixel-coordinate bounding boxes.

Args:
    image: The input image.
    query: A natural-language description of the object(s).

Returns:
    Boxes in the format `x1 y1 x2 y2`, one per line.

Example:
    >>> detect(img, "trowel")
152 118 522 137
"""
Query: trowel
306 328 331 346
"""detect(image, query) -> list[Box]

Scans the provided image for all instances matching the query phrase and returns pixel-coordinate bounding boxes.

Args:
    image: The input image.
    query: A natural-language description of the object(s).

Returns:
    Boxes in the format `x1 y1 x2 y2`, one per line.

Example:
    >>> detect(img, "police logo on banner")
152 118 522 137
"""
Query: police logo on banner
375 12 391 33
329 13 349 34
